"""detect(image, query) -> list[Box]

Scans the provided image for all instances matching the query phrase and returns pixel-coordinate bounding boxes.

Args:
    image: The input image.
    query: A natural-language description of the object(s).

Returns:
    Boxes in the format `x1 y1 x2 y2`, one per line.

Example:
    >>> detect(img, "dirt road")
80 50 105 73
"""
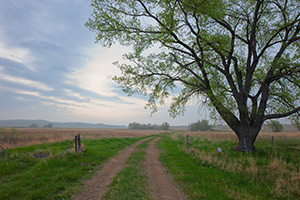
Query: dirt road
73 137 187 200
73 138 149 200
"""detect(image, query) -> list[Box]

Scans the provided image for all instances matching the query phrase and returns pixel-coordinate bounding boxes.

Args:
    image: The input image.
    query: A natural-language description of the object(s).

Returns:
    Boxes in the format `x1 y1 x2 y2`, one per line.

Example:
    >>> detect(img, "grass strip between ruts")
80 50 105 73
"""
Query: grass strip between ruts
101 137 155 200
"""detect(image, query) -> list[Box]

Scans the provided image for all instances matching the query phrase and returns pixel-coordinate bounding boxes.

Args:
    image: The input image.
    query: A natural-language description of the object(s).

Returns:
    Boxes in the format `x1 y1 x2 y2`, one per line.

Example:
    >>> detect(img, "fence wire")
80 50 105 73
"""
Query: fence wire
59 139 75 157
0 145 9 158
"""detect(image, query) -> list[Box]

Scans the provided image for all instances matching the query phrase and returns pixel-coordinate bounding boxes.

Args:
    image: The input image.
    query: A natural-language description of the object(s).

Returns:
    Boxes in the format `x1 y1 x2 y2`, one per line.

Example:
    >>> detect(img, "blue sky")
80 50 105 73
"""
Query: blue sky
0 0 205 126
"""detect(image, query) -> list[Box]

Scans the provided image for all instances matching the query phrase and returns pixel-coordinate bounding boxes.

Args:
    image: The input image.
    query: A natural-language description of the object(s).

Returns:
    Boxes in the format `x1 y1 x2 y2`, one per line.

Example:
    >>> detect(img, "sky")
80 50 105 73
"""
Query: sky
0 0 207 126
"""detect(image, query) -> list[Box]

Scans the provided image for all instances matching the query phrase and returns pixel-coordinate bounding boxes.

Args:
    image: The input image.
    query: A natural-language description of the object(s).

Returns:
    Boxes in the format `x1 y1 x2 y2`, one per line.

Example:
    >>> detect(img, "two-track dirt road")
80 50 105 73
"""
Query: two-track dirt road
73 137 187 200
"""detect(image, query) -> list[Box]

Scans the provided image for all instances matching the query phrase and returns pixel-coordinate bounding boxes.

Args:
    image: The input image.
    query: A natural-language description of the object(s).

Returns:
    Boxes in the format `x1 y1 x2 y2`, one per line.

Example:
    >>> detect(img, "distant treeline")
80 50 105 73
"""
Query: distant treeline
128 122 170 130
189 120 212 131
29 123 53 128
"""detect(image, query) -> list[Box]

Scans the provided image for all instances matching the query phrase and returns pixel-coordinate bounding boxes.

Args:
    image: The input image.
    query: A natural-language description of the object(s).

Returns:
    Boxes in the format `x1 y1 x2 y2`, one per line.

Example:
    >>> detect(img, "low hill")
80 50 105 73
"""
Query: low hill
0 119 126 129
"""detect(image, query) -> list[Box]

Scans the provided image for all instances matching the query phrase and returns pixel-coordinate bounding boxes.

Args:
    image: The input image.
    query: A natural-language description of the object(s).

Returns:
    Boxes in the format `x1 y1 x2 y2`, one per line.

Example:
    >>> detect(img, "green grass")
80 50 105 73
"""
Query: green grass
1 132 299 199
101 138 154 200
158 134 300 200
0 137 144 200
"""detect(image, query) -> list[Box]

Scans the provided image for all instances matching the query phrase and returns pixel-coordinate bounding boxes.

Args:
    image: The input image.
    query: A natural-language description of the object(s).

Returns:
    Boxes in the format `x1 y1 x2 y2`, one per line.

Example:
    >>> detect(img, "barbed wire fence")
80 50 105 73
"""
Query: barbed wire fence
1 134 82 159
0 144 9 158
59 134 82 157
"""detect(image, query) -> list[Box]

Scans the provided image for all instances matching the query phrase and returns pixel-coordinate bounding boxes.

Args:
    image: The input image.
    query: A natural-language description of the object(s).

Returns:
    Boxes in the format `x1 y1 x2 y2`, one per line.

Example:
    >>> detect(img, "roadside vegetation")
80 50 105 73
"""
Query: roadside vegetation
0 137 145 200
158 132 300 199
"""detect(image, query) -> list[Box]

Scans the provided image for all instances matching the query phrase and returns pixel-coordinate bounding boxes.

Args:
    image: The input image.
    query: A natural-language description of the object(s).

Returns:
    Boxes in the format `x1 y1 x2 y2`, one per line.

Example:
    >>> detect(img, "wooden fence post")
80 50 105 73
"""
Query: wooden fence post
186 135 189 153
75 135 78 153
78 134 81 152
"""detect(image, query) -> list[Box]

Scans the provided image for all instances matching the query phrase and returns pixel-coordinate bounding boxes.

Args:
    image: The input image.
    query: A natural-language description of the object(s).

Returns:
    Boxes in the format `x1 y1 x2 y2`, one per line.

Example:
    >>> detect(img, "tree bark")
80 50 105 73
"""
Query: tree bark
236 125 260 152
236 134 257 152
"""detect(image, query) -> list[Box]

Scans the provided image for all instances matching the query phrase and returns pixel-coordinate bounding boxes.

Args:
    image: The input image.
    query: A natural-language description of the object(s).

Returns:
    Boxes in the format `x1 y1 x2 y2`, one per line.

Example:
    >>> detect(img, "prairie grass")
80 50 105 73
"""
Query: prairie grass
159 131 300 199
0 137 146 200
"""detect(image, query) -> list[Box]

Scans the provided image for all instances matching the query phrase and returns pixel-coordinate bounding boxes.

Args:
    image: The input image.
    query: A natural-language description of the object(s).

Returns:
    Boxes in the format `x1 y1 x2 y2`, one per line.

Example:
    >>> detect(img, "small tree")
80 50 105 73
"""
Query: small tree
190 120 211 131
161 122 170 130
266 120 283 132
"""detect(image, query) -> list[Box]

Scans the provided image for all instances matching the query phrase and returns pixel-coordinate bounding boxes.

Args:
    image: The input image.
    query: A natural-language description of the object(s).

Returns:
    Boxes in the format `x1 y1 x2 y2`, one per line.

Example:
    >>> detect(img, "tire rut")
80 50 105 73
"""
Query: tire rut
144 137 187 200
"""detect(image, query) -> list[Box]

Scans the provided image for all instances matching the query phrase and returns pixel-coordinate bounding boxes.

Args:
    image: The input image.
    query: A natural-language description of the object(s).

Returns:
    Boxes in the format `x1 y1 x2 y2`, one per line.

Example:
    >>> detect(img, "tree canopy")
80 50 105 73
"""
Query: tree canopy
86 0 300 151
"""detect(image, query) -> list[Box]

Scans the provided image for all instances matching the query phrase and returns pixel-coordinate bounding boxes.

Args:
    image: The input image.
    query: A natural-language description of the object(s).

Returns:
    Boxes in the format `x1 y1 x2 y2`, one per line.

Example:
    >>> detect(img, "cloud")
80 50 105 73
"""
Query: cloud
0 70 53 91
66 45 129 97
63 89 87 100
0 37 35 71
11 87 149 123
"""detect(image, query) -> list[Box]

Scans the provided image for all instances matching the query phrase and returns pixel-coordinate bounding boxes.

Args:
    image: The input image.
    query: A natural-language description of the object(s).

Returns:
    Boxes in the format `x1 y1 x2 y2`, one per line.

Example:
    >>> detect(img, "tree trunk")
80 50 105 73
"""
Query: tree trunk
236 134 258 152
236 125 260 152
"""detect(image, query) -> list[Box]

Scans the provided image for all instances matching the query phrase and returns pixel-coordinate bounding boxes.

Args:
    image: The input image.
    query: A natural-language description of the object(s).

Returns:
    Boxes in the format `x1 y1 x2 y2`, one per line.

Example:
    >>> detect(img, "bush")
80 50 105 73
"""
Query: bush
189 120 212 131
266 120 283 132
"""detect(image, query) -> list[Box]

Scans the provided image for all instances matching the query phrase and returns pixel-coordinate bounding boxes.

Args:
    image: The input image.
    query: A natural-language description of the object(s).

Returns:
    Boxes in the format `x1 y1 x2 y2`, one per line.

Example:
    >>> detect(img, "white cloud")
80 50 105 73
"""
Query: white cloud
0 32 36 71
12 87 149 123
63 89 87 100
0 71 53 91
66 45 129 97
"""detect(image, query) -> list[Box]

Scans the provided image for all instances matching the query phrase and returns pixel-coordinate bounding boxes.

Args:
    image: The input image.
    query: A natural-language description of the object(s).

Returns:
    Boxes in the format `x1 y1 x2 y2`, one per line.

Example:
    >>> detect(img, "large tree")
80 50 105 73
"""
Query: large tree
86 0 300 152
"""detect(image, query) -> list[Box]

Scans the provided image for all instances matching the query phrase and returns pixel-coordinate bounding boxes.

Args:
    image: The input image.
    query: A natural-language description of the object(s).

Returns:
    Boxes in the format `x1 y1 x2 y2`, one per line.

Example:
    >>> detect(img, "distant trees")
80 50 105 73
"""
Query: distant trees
189 120 212 132
43 123 53 128
28 123 39 128
266 120 283 132
128 122 170 130
291 117 300 131
292 121 300 131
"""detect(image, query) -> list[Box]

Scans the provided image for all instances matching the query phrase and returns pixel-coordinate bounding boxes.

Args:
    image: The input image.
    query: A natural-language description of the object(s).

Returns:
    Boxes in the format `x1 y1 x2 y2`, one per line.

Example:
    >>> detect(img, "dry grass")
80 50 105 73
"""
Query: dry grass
173 130 300 199
183 130 300 140
0 128 163 149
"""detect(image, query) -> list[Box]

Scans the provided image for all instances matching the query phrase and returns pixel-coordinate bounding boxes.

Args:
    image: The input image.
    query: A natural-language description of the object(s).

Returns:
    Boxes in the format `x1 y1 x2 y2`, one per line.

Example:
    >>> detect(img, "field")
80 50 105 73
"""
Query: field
0 127 162 149
0 128 300 199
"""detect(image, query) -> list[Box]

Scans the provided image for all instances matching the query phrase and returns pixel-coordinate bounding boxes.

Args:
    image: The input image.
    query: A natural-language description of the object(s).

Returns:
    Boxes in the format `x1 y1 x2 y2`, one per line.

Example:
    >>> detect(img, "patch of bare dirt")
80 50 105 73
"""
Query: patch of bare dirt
144 137 187 200
72 138 150 200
